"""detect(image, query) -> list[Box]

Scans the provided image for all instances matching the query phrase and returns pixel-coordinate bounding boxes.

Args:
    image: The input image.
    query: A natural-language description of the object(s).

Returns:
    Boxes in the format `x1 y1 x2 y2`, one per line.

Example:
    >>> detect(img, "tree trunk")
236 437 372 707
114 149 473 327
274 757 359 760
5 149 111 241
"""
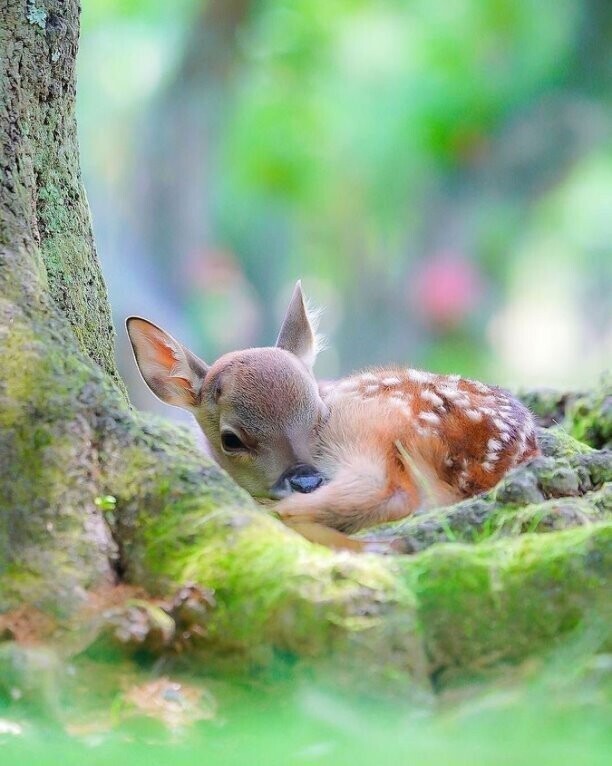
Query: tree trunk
0 0 251 614
0 0 610 691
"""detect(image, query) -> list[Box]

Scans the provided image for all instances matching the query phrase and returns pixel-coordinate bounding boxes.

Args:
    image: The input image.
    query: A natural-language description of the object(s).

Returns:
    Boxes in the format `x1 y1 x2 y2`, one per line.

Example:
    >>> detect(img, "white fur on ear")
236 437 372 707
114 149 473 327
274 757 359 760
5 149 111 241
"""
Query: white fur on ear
275 280 325 370
126 317 208 409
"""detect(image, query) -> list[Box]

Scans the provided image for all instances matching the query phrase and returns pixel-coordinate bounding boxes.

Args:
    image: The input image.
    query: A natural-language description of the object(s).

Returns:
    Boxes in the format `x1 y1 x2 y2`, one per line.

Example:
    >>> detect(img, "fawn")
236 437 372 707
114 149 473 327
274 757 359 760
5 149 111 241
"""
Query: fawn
127 282 539 547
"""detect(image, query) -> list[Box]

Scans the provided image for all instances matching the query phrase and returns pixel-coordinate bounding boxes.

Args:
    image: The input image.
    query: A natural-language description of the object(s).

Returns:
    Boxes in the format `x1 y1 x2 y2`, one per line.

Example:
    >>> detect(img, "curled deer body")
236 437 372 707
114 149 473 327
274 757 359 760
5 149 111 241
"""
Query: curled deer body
127 282 539 547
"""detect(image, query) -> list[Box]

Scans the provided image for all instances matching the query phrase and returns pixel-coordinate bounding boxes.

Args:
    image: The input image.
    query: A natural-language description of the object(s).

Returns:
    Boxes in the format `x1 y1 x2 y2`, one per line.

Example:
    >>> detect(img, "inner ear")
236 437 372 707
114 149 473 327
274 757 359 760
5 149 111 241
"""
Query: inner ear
275 280 318 370
126 317 209 409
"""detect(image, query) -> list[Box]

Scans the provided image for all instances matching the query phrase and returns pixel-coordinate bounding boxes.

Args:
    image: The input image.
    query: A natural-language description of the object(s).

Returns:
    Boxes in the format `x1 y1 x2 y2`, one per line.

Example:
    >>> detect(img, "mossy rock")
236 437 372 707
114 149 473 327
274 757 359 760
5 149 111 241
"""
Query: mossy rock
518 380 611 450
566 377 612 450
402 522 611 680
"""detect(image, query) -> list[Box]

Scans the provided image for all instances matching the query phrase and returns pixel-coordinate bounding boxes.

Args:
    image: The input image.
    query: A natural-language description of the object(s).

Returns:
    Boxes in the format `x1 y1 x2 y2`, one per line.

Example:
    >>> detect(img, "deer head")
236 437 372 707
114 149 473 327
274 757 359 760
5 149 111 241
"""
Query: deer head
126 282 328 499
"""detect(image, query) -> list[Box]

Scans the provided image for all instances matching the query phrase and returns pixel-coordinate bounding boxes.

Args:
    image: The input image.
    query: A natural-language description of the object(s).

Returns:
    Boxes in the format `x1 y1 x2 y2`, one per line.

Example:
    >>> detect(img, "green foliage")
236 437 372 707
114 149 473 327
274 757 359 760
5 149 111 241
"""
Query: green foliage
78 0 611 381
81 0 197 27
216 0 580 266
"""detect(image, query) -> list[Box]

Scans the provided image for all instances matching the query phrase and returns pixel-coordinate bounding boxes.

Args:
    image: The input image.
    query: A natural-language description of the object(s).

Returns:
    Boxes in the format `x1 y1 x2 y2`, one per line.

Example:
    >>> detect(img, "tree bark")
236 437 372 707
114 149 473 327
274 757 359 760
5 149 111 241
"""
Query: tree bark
0 0 610 691
0 0 251 614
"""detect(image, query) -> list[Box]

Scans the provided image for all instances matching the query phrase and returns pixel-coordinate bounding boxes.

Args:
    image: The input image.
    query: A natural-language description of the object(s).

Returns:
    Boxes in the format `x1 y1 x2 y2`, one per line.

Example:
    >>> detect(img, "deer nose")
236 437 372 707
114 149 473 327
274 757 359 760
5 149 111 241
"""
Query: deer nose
289 469 324 493
271 464 324 498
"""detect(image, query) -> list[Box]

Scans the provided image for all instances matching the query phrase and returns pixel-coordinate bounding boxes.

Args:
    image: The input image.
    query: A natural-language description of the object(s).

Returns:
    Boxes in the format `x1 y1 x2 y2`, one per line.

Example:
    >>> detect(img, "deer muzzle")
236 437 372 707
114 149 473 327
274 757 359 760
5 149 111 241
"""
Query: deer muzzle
270 464 325 498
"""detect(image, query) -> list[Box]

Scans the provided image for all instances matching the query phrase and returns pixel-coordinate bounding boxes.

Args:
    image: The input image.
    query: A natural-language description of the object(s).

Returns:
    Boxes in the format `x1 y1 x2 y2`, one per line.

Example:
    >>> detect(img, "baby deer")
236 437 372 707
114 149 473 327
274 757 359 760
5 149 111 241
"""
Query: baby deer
127 282 539 545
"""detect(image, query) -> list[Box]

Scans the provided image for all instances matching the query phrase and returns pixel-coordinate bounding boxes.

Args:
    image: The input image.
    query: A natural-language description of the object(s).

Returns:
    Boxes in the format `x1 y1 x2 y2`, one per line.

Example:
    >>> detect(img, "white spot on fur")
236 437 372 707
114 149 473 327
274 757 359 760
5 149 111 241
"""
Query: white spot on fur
469 380 490 394
382 376 401 386
419 411 441 425
389 395 410 412
408 369 435 383
421 389 444 407
363 384 380 395
482 398 500 409
437 386 462 400
516 425 530 452
360 372 379 383
487 438 503 453
465 409 483 422
493 418 513 439
481 461 494 472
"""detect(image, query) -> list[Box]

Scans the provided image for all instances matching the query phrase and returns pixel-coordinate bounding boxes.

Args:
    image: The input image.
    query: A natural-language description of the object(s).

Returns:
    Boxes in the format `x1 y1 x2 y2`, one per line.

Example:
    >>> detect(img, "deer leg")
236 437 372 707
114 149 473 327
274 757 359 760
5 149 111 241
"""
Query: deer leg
274 464 412 534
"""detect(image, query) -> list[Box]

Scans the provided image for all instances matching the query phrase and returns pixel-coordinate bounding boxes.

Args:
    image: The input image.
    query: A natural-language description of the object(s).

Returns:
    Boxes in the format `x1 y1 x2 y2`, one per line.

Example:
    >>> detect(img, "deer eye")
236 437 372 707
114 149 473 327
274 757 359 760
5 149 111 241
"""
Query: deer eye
221 431 247 453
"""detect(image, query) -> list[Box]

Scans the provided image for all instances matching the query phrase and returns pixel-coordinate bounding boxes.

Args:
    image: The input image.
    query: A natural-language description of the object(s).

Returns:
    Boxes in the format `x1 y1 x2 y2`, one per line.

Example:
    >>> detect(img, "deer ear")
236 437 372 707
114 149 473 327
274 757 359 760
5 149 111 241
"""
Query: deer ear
275 281 319 371
126 317 209 409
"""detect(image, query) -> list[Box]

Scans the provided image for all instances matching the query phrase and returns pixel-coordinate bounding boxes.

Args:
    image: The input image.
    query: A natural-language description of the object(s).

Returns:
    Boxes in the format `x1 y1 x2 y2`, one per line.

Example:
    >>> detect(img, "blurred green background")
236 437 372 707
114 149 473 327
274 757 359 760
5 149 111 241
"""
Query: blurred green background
77 0 611 419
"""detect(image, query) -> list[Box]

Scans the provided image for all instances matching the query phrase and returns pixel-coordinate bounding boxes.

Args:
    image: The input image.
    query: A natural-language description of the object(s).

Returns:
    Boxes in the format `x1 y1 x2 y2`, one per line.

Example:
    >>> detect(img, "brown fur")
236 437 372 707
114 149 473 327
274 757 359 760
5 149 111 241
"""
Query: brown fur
274 368 539 532
127 283 540 545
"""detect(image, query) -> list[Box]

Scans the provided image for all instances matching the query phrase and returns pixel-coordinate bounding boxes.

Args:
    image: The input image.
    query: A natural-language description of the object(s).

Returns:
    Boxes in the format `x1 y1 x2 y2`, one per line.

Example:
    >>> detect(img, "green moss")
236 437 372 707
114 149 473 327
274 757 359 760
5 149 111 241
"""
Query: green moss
0 317 116 614
125 503 611 680
538 426 594 458
567 376 612 450
401 523 611 677
25 83 127 394
126 499 425 685
143 506 409 641
39 232 126 397
361 482 611 556
518 388 572 424
484 486 611 538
